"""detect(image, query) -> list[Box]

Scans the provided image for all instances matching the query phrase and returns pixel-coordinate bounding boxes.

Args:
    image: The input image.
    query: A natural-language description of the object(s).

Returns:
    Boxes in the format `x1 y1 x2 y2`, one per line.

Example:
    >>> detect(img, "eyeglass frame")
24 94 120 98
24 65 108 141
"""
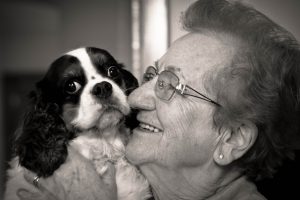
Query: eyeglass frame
142 66 221 107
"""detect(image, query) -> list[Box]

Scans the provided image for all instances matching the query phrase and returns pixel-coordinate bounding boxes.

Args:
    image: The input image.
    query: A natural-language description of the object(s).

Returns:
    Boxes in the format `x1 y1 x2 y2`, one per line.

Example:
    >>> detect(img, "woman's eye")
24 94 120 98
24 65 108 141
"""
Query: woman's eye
142 73 156 84
107 66 120 78
65 80 82 94
157 80 166 89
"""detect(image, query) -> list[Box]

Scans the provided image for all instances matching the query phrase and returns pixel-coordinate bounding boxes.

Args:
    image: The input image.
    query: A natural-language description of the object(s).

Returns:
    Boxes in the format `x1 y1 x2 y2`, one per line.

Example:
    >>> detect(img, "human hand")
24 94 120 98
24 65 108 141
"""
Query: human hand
17 147 117 200
17 170 65 200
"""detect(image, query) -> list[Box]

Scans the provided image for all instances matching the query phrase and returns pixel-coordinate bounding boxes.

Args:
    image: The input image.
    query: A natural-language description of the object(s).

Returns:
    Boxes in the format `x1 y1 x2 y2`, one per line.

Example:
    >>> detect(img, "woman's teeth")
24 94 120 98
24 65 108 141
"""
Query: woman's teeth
139 123 161 133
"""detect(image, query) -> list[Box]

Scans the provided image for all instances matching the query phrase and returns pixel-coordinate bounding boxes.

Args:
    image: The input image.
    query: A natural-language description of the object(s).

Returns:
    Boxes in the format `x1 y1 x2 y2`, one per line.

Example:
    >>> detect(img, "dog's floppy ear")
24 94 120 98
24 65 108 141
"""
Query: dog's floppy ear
14 79 74 177
118 65 139 130
118 64 139 96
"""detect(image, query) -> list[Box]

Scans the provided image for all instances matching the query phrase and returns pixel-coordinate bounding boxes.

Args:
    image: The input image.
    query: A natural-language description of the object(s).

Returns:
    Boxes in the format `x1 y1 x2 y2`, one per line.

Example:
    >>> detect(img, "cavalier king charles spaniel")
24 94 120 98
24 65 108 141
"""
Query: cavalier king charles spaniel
4 47 151 200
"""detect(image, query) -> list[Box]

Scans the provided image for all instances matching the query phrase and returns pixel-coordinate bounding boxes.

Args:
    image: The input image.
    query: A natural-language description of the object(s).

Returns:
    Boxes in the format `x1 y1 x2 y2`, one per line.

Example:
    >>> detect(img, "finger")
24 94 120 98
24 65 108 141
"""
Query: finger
23 170 61 200
17 188 58 200
23 170 42 189
17 188 41 200
31 179 61 200
23 169 36 184
102 162 117 192
106 161 116 178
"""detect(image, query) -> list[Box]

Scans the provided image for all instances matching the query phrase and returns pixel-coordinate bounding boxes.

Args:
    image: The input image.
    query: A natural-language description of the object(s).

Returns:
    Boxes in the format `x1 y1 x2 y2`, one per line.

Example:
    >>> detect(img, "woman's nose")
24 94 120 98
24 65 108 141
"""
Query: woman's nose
128 81 156 110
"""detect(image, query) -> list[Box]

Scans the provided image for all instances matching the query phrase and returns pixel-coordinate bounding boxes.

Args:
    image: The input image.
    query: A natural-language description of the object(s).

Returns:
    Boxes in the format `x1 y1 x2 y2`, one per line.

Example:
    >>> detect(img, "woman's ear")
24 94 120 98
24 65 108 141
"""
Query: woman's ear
213 121 258 166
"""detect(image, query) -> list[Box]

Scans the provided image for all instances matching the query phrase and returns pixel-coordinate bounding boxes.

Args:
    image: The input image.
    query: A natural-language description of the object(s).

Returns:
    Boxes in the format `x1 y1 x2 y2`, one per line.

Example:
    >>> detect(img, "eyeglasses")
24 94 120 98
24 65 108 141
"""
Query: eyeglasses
142 66 221 106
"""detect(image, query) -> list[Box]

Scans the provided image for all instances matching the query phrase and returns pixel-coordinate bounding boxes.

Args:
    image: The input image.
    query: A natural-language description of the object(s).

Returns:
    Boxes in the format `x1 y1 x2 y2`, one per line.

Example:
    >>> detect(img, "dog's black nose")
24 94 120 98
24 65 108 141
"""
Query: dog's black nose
92 81 112 98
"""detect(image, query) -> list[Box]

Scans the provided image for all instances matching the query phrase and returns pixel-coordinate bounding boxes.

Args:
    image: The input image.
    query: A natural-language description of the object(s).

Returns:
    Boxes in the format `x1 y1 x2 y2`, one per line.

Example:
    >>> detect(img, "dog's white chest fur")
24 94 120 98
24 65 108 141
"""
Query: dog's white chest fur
71 128 151 200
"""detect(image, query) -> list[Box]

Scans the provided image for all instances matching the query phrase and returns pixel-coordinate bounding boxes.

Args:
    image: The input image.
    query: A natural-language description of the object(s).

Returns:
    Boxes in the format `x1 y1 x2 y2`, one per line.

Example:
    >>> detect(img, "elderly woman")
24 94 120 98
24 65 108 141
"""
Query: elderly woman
126 0 300 199
16 0 300 199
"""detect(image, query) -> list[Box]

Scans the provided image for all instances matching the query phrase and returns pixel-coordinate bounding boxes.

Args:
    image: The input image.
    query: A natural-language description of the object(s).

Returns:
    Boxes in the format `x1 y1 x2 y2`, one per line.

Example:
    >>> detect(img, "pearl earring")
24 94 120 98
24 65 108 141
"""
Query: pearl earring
219 154 224 159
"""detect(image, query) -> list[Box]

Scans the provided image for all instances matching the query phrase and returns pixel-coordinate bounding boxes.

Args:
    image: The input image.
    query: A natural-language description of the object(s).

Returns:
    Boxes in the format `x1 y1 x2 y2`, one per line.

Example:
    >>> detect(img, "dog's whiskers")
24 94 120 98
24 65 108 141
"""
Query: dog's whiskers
124 86 138 93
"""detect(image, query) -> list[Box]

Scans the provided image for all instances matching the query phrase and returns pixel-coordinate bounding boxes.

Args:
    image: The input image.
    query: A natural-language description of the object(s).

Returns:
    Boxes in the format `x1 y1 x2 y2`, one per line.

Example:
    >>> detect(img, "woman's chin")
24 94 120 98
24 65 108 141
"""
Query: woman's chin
125 127 163 167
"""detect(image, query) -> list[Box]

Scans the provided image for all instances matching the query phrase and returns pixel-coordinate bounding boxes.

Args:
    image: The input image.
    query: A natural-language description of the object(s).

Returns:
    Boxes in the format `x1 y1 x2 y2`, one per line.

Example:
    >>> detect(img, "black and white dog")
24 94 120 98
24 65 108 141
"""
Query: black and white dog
4 47 151 200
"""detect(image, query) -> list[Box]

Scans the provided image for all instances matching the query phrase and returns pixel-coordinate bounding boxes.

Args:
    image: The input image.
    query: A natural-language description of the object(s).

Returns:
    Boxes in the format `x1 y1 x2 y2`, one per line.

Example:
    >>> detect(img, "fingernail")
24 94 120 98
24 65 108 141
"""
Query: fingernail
17 189 30 198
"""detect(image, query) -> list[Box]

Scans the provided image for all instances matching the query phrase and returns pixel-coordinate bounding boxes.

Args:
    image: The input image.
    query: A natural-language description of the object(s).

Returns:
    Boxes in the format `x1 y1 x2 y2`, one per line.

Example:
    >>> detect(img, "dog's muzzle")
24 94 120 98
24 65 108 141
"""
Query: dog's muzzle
92 81 112 99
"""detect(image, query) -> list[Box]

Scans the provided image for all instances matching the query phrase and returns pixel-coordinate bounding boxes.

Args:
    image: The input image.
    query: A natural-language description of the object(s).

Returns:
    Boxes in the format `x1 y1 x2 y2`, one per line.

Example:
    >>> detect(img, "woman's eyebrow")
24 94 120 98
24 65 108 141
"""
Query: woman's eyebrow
155 60 182 74
165 65 181 73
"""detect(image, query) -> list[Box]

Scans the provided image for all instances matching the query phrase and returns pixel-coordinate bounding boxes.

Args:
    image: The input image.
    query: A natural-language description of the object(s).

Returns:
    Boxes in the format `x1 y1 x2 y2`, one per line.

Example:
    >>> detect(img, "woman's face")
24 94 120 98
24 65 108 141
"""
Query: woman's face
126 32 236 170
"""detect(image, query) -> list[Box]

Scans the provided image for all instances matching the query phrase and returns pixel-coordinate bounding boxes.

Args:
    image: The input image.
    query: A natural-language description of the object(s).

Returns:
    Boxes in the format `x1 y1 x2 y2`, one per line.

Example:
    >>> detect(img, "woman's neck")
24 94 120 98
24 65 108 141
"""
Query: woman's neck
140 163 242 200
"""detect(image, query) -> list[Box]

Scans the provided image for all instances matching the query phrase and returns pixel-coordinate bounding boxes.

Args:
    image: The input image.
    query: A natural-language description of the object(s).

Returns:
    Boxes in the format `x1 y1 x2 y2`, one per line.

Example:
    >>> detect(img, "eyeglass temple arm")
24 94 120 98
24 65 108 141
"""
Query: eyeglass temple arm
175 83 186 94
176 84 221 107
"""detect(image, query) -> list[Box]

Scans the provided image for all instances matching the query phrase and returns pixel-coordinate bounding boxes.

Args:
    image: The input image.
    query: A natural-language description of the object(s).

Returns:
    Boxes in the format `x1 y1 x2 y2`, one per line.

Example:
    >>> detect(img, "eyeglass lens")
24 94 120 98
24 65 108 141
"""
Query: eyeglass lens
142 66 181 101
155 71 179 101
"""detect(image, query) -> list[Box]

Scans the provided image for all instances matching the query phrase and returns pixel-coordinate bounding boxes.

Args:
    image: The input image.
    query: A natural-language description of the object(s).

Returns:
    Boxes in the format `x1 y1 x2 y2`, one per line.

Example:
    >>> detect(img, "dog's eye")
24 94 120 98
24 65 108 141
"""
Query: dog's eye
65 80 82 94
107 66 120 78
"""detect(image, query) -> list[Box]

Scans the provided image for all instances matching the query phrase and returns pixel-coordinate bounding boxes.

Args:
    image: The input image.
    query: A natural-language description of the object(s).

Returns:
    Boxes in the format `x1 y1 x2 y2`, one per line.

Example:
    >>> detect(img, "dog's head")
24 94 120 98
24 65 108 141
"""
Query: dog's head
15 47 138 177
38 47 138 131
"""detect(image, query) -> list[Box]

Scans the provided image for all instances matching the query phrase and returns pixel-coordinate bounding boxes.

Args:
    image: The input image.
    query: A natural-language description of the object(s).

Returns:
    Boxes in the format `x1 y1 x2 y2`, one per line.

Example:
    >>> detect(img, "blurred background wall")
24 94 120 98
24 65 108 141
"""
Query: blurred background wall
0 0 299 198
